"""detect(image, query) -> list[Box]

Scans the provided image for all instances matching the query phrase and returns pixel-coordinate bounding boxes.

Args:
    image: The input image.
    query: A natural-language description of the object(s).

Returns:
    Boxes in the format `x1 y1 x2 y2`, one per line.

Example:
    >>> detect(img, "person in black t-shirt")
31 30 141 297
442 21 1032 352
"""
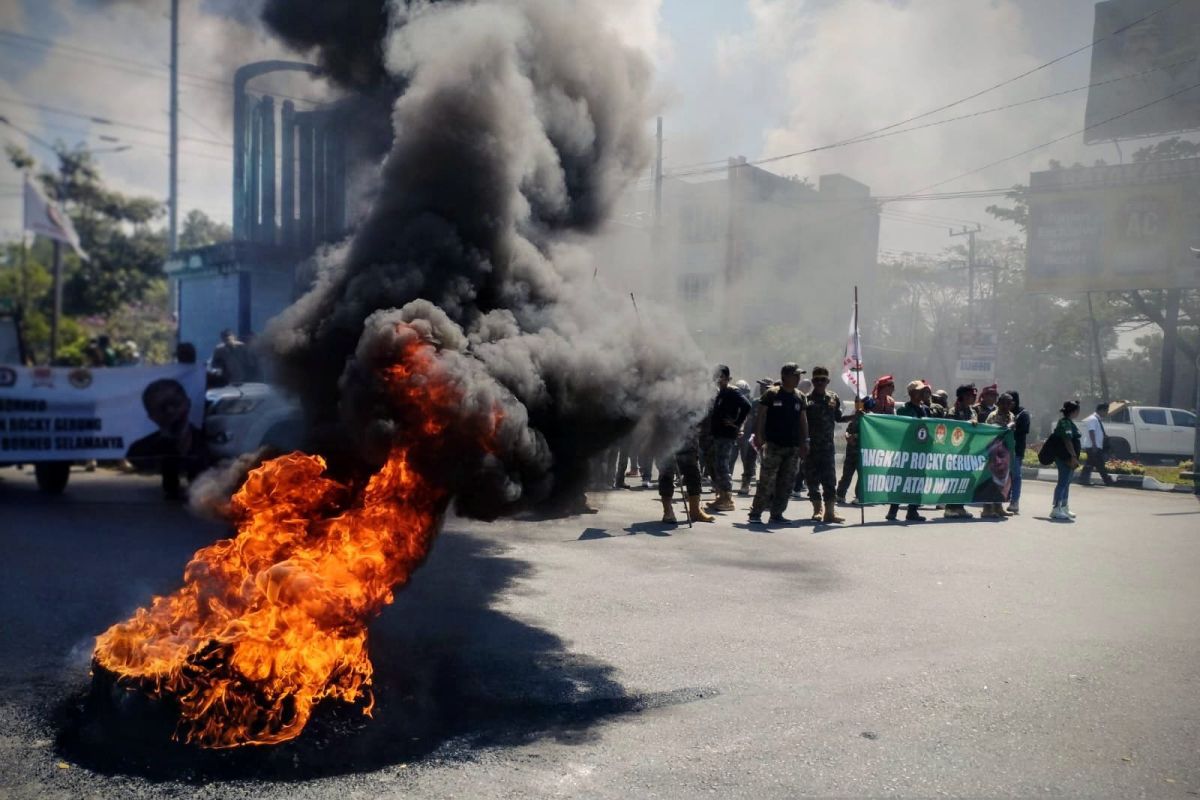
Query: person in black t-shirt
707 365 752 512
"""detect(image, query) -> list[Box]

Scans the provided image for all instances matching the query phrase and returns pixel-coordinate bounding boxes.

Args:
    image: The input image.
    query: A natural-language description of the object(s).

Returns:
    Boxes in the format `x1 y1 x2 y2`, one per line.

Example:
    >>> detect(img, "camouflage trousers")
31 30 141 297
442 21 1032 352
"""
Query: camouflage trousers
805 446 837 507
750 444 802 518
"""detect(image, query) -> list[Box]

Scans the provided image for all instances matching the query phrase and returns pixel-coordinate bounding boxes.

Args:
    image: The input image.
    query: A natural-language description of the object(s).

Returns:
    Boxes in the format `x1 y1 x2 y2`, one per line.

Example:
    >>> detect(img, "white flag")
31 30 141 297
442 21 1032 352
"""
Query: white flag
23 176 88 260
841 304 865 397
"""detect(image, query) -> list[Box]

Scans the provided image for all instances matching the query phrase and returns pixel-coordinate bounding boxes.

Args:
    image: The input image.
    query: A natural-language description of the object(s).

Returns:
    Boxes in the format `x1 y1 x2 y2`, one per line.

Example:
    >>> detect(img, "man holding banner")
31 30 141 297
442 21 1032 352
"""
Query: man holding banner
885 380 930 522
858 405 1016 515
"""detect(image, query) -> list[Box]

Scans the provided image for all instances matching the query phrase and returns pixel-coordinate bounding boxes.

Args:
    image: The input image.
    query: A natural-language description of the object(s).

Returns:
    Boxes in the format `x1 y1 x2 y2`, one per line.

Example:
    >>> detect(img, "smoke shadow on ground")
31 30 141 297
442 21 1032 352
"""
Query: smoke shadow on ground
55 530 714 783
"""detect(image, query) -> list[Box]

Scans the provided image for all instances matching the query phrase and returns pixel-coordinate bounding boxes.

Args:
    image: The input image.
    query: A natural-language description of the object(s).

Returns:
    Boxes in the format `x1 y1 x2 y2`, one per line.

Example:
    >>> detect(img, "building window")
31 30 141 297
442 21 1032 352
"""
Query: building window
679 274 713 306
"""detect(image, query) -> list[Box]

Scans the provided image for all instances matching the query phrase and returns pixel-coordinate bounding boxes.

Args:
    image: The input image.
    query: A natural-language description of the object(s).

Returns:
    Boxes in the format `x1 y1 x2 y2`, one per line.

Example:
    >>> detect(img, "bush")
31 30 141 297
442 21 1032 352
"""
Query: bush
1104 459 1145 476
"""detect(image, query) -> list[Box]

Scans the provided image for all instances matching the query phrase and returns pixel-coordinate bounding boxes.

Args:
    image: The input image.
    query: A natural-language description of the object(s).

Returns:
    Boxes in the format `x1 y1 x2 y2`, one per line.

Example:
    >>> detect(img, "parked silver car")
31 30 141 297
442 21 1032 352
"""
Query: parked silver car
204 383 306 460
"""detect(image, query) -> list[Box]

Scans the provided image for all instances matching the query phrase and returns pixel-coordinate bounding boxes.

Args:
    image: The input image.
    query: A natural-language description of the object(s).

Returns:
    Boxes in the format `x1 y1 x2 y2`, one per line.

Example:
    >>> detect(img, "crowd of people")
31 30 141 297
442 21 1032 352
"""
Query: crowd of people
591 361 1105 525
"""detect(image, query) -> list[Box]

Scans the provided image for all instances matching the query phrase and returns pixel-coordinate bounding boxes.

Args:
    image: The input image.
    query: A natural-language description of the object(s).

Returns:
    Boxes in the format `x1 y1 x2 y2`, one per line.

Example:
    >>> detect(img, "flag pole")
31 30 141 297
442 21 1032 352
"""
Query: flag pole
855 285 864 527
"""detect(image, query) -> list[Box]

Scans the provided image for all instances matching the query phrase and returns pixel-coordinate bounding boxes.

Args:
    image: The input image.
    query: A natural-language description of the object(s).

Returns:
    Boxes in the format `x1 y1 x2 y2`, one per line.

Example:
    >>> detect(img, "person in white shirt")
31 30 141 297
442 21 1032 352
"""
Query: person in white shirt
1078 403 1115 486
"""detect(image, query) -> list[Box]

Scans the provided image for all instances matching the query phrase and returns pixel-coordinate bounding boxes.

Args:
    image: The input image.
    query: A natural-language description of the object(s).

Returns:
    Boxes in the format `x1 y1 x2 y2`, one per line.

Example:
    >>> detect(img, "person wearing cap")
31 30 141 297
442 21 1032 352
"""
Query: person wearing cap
942 384 979 519
803 366 847 524
738 378 773 495
974 384 999 423
749 363 810 524
706 365 753 512
886 380 930 522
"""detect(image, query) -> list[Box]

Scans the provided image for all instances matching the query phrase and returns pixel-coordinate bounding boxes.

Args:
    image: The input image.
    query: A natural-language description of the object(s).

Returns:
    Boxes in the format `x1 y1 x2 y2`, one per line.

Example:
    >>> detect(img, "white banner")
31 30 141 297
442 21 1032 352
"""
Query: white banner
841 304 865 397
23 176 88 260
0 363 204 462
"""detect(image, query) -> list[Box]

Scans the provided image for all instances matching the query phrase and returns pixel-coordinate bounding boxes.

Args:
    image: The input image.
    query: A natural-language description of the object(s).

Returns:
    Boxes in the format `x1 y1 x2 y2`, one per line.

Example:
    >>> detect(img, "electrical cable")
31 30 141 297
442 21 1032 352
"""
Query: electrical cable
662 0 1189 178
0 29 325 107
0 96 229 148
909 77 1200 196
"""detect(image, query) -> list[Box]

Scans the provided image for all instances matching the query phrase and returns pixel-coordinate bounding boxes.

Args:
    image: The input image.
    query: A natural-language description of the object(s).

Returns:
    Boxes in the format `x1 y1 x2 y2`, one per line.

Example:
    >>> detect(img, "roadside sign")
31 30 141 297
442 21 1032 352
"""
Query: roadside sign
954 328 997 385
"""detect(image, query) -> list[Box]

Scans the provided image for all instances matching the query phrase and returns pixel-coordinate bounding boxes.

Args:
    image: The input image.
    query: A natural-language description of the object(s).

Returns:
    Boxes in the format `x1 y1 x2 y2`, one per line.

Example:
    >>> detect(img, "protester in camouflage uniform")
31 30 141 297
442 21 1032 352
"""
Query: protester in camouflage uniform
886 380 930 522
749 363 809 525
804 366 847 524
973 384 999 423
657 422 714 524
944 383 979 519
836 396 875 504
706 365 752 512
928 388 949 418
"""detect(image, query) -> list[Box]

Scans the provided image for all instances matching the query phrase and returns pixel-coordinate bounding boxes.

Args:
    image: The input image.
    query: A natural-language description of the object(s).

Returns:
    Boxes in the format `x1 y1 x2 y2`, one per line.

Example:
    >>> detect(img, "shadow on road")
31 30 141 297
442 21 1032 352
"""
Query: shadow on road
54 530 712 783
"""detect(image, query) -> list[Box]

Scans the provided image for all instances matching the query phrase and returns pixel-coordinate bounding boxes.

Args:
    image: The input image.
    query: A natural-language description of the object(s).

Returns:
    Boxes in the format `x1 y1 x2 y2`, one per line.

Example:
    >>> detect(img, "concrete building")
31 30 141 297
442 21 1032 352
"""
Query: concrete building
166 61 350 358
599 159 880 376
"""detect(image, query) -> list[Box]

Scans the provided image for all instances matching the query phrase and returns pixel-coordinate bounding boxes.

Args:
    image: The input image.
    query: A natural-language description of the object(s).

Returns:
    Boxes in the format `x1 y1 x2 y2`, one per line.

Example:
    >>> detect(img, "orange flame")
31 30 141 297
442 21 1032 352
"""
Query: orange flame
93 330 495 748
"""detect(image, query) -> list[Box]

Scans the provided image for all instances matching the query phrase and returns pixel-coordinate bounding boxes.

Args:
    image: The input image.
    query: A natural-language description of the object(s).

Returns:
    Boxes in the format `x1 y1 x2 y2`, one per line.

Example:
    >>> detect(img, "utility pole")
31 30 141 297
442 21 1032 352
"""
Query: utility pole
949 224 981 326
168 0 179 253
653 116 662 229
48 154 67 363
1086 292 1110 401
1159 288 1180 406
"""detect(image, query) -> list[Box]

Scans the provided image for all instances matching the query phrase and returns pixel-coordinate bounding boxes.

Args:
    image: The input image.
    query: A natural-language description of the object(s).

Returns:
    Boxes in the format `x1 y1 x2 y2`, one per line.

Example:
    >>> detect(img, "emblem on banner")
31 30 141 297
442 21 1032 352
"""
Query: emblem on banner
916 426 929 442
0 367 15 388
31 367 54 389
951 427 966 448
934 424 947 445
68 368 93 389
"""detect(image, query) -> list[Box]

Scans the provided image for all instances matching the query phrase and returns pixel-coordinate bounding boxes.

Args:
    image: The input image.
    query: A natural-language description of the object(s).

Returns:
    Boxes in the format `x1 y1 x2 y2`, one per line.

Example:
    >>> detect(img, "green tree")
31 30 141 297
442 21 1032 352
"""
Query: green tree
179 209 232 249
6 144 174 364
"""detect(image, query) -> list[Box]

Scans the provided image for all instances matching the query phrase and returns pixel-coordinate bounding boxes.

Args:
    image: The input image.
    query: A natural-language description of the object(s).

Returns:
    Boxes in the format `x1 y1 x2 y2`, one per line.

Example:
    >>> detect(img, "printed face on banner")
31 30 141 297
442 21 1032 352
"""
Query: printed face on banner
857 415 1016 506
0 365 206 462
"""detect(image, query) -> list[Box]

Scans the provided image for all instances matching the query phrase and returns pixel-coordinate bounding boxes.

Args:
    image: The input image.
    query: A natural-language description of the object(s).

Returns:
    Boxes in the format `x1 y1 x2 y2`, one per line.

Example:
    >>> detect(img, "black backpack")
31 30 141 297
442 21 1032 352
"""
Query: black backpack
1037 433 1062 465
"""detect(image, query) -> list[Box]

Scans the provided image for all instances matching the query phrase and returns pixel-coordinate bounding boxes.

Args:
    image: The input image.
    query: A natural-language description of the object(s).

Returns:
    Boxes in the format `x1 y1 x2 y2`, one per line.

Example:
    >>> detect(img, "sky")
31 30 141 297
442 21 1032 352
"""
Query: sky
0 0 1192 256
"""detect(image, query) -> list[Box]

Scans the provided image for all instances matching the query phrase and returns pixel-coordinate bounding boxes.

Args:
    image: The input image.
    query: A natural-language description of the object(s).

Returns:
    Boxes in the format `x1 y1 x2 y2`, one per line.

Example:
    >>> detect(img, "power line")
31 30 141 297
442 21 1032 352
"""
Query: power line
179 107 230 146
0 96 229 148
665 55 1197 182
0 29 324 107
818 0 1188 147
909 78 1200 196
662 0 1189 179
1 111 233 164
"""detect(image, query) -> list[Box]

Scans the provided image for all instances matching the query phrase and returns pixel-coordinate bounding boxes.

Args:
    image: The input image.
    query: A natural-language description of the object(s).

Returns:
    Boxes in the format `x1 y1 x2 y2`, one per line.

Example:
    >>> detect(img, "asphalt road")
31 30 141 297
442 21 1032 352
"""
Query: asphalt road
1 464 1198 799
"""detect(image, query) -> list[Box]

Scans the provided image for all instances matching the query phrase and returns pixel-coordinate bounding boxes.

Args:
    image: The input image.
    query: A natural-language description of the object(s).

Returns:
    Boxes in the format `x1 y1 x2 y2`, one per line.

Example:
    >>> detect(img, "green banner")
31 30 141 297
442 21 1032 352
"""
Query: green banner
858 414 1016 505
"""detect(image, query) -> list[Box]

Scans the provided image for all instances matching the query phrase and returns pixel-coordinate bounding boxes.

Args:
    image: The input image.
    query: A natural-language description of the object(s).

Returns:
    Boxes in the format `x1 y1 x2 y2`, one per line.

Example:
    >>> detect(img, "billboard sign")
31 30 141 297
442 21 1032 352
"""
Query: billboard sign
1026 158 1200 292
1084 0 1200 143
954 328 997 385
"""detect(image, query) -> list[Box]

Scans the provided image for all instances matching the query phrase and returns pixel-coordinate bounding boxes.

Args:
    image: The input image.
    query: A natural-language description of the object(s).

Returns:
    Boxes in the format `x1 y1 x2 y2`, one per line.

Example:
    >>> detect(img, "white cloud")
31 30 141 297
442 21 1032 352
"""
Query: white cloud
1 0 331 234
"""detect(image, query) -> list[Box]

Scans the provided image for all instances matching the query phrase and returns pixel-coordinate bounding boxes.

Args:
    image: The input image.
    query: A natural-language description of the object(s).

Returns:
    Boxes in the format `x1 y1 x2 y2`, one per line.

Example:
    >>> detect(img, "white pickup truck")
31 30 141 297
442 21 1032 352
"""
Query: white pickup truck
1102 402 1196 463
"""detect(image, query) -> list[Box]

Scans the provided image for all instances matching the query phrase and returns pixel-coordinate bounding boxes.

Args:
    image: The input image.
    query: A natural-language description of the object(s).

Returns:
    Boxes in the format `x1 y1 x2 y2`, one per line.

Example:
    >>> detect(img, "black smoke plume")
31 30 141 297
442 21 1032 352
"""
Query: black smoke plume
263 0 710 519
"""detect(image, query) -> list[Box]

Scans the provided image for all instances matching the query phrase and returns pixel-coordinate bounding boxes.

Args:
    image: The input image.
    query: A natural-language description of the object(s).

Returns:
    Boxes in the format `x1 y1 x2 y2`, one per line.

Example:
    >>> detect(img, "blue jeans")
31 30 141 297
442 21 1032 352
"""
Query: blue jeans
712 437 738 492
1010 463 1023 505
1053 459 1075 506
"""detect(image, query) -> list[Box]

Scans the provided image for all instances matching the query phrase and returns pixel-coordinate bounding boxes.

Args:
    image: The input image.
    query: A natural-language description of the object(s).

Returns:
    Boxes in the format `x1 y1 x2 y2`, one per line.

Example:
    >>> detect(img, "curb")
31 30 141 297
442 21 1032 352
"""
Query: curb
1021 466 1195 493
